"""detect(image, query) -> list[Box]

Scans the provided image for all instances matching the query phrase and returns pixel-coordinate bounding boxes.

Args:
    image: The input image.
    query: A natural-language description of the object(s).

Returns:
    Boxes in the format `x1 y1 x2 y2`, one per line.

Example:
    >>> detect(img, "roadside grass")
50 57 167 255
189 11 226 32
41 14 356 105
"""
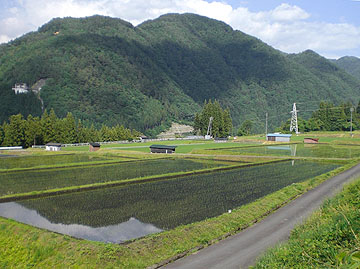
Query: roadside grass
0 160 357 268
252 177 360 269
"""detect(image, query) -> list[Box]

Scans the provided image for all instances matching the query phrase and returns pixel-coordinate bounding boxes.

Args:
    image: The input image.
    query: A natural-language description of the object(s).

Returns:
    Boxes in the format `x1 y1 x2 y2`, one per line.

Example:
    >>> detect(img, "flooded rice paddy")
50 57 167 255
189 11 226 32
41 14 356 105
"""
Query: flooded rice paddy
0 160 339 243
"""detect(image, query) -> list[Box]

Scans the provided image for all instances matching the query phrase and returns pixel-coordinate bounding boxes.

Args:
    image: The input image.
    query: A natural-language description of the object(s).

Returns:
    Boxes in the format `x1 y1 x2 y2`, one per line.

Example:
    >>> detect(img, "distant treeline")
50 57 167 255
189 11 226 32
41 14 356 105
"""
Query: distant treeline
0 109 141 148
277 101 360 133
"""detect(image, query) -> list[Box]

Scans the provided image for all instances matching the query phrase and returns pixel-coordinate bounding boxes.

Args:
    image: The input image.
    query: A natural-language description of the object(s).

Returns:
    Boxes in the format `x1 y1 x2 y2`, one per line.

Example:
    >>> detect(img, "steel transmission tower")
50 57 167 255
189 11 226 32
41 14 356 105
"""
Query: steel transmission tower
290 103 299 134
205 116 213 139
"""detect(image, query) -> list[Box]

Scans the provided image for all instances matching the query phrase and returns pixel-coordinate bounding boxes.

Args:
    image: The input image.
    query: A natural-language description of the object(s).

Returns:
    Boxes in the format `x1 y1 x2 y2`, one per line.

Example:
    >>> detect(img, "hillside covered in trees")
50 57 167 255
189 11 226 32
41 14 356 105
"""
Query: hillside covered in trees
1 14 360 134
332 56 360 81
276 101 360 133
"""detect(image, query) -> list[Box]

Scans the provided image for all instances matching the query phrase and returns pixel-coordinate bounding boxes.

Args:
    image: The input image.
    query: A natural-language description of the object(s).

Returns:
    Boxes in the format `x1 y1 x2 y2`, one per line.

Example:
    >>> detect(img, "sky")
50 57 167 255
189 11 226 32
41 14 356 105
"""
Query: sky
1 0 360 59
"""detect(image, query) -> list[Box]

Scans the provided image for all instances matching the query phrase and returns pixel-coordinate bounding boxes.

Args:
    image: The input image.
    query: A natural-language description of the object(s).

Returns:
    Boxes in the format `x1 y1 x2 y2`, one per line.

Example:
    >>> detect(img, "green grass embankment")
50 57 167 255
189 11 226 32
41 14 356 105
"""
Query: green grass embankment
253 177 360 268
0 160 357 268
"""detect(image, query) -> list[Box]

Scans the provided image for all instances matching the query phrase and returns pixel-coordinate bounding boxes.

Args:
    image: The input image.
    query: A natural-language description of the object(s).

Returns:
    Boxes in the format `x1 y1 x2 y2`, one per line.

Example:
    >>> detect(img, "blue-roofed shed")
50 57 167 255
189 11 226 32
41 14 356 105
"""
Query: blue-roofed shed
266 133 292 142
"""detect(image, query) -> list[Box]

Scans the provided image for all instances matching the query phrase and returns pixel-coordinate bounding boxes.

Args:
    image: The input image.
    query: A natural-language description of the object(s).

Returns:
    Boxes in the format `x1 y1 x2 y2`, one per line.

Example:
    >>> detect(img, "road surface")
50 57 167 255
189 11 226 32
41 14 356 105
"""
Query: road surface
164 163 360 269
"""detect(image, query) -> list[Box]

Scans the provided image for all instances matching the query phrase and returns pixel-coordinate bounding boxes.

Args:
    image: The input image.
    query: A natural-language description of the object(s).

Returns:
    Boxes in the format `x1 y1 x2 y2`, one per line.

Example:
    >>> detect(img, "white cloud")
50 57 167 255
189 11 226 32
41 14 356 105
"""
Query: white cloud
0 0 360 57
227 3 360 57
269 3 309 21
0 35 11 43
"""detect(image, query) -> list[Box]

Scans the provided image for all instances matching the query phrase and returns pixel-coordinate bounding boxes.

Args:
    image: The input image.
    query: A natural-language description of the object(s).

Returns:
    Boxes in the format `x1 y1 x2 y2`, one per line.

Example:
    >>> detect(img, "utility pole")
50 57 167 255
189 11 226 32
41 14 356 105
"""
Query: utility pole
350 107 354 137
290 103 299 135
265 112 268 135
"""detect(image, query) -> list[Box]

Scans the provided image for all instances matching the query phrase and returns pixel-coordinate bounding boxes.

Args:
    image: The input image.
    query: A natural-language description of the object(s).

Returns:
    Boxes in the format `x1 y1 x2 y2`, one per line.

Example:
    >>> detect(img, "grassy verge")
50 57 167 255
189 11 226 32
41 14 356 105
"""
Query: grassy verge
0 160 357 268
252 176 360 268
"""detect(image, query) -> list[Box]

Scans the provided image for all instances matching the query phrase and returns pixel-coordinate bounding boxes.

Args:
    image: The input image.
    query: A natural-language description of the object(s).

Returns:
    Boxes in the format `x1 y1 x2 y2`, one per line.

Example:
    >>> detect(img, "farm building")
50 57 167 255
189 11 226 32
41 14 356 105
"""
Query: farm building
150 145 177 154
140 136 148 142
45 143 63 151
304 138 319 144
89 142 101 152
266 133 292 142
214 137 228 143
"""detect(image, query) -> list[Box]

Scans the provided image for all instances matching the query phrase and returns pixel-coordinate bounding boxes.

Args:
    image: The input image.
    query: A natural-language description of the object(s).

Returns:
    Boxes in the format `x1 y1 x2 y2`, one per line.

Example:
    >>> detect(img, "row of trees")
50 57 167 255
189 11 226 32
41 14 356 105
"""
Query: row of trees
277 101 360 133
193 100 232 137
0 109 141 148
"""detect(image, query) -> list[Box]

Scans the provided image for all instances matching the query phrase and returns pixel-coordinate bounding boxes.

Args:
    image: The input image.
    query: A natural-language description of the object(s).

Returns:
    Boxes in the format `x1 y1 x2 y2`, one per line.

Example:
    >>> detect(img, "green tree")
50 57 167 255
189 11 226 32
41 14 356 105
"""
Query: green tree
237 120 253 136
193 99 232 137
0 124 4 146
24 114 42 147
2 114 26 147
76 119 87 143
100 125 113 141
60 112 77 144
222 108 233 136
305 118 321 132
41 109 58 143
84 124 100 142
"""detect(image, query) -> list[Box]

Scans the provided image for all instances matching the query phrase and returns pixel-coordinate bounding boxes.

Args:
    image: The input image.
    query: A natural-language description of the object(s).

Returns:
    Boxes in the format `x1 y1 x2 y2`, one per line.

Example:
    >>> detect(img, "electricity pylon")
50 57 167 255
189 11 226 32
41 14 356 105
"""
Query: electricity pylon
290 103 299 134
205 116 213 139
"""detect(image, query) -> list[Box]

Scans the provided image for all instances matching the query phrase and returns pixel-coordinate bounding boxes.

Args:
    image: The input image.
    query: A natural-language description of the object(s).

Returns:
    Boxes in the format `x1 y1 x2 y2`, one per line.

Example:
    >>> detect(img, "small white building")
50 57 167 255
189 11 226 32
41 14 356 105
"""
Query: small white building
45 143 63 151
266 133 292 142
12 83 29 94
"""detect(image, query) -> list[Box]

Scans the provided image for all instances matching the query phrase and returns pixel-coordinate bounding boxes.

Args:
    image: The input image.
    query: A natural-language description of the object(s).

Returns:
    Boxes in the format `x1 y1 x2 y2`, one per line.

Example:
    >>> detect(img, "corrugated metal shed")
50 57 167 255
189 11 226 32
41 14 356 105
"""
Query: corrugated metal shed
150 145 177 153
266 133 292 142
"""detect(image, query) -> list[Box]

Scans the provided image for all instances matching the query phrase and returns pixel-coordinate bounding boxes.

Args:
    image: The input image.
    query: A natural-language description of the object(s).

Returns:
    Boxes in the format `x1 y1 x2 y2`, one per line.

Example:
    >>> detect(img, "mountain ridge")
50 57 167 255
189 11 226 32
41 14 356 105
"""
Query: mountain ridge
331 56 360 81
0 14 359 134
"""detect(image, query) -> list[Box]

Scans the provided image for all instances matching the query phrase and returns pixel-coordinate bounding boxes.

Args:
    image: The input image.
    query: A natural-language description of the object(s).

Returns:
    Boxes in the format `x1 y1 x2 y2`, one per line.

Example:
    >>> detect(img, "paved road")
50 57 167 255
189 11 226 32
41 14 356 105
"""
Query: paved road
164 163 360 269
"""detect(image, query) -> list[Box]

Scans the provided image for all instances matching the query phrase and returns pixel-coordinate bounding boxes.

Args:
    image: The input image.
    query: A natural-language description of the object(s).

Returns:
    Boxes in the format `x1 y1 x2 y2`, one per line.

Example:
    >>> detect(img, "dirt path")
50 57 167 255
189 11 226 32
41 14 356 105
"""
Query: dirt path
164 163 360 269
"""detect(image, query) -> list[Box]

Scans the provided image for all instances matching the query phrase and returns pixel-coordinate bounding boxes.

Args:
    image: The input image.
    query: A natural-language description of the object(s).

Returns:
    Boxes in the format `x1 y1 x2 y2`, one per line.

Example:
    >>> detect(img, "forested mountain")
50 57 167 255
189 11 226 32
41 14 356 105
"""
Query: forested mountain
1 13 360 134
332 56 360 81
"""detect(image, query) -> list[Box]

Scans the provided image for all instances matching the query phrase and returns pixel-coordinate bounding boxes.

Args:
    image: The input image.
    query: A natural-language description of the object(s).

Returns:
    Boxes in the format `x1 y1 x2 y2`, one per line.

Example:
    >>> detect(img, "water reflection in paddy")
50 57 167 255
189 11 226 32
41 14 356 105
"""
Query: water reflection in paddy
225 144 360 158
0 202 162 243
0 160 339 243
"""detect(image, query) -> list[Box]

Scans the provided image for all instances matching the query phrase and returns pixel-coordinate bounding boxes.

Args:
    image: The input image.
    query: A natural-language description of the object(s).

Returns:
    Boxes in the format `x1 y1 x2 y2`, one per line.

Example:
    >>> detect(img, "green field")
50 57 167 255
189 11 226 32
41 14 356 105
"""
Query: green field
15 160 339 233
0 154 112 170
62 140 262 154
0 158 226 196
210 143 360 159
0 132 359 268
